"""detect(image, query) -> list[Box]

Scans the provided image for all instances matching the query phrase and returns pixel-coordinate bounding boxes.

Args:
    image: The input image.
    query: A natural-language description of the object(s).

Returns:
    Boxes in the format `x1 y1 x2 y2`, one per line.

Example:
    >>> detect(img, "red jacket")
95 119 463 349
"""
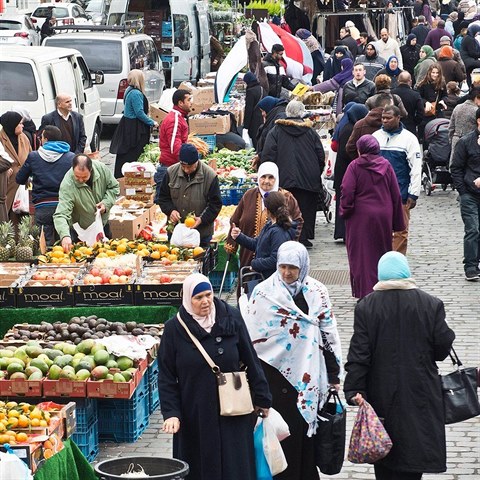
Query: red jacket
159 106 189 166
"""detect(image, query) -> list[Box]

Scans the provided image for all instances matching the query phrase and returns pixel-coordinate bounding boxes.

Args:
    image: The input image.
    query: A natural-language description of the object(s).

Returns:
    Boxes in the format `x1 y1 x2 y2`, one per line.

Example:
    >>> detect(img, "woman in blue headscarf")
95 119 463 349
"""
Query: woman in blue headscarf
344 251 455 480
296 28 325 84
374 55 403 88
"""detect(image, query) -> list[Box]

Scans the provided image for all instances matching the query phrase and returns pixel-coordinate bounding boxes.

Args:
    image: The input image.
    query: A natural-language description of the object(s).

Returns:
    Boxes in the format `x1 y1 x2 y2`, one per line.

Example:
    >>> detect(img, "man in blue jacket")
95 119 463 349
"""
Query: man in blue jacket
16 125 74 246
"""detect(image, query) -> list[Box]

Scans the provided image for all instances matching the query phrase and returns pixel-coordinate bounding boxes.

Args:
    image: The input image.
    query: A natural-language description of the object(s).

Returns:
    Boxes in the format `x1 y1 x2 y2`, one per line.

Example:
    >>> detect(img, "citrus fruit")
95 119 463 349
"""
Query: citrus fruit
184 217 195 228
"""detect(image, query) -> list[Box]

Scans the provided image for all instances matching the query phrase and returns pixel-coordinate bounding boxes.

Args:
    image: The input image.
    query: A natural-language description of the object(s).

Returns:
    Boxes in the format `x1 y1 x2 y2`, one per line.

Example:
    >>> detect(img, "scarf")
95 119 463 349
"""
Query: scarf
373 278 418 290
244 244 343 436
0 111 22 154
386 55 401 76
182 273 216 333
257 162 279 208
276 241 309 296
377 250 411 280
332 58 354 87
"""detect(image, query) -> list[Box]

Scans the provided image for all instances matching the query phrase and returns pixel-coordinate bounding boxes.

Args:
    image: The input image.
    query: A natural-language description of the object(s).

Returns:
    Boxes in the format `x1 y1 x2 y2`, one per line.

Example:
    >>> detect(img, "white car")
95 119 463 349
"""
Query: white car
30 2 93 29
0 14 41 46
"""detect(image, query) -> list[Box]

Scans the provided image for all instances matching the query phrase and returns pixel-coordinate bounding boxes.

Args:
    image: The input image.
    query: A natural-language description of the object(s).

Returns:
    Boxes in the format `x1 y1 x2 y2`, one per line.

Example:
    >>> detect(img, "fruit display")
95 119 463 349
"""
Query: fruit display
138 261 199 285
37 244 92 264
204 148 256 173
26 267 82 287
0 218 41 261
79 266 134 286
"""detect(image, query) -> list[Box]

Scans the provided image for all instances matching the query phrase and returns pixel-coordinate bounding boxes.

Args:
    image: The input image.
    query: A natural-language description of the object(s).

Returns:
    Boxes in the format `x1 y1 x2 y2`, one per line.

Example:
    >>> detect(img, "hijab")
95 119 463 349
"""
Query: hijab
332 102 368 144
386 56 401 76
374 251 417 291
0 111 22 153
365 42 378 59
332 57 354 86
257 162 279 207
182 273 216 333
406 33 417 49
419 45 434 61
439 46 453 59
276 241 309 296
355 134 389 178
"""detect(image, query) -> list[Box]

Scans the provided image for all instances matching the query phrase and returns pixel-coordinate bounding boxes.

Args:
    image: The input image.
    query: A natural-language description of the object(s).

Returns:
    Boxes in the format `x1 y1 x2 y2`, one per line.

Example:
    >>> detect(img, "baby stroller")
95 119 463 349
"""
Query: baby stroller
317 181 333 222
421 118 453 196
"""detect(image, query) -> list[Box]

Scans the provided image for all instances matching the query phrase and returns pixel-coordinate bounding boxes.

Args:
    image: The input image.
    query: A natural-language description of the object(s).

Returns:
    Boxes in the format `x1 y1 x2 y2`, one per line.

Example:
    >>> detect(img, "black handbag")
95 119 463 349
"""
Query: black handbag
314 388 346 475
441 347 480 425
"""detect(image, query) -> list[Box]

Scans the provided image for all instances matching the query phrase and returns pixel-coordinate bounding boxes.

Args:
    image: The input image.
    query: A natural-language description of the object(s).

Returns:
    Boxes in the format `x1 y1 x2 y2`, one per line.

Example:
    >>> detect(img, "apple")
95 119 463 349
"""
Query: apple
83 274 95 285
60 279 71 287
109 275 119 284
90 267 101 277
124 267 133 276
101 274 111 285
118 275 128 284
113 267 124 277
159 274 172 284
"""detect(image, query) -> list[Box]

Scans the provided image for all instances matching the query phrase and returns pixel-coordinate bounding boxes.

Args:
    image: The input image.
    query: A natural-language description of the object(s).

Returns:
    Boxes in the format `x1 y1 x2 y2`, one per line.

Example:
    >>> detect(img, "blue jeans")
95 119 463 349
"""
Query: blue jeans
35 205 58 247
154 164 168 204
459 193 480 273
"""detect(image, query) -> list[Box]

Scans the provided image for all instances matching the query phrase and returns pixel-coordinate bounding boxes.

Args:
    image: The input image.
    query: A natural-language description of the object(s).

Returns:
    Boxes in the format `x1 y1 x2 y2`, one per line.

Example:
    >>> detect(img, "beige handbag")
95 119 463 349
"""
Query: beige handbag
177 313 254 416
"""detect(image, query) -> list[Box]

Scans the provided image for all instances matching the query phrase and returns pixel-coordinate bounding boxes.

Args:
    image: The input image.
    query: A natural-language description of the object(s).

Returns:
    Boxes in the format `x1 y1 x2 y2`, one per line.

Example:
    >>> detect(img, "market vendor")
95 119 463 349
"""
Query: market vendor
53 154 119 252
157 144 222 247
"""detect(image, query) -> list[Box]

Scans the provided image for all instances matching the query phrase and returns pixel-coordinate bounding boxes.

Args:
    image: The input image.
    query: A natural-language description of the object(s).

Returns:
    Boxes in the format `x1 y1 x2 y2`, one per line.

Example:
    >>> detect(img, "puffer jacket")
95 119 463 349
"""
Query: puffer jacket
451 128 480 197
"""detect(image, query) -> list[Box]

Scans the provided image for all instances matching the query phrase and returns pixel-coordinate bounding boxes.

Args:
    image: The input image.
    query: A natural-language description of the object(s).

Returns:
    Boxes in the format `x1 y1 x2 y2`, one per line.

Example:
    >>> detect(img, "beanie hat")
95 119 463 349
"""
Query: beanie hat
179 143 199 164
257 96 281 113
439 35 451 45
439 46 453 58
243 71 257 85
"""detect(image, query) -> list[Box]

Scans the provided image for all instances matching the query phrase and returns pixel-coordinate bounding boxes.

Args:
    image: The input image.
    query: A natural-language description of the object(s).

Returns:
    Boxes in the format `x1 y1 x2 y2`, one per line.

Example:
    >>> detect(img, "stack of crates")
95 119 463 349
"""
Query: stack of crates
97 375 150 443
209 271 237 292
147 357 160 414
71 398 99 462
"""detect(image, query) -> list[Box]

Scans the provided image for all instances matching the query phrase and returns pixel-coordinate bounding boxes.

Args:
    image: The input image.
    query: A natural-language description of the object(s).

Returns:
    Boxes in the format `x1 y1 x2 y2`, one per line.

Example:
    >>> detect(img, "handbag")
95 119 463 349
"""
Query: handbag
441 347 480 425
347 400 393 463
425 91 440 117
314 388 346 475
176 313 254 416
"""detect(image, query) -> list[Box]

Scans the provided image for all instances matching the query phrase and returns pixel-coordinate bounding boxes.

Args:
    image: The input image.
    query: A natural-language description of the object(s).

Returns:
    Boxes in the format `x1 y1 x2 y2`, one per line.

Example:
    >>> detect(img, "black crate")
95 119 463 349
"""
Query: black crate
0 286 16 308
16 285 75 308
74 284 134 307
133 283 182 306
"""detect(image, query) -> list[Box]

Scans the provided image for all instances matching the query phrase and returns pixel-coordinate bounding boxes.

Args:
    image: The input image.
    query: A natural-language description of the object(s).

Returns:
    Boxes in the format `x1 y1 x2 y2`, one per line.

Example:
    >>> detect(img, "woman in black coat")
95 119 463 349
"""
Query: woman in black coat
159 273 271 480
344 252 455 480
400 34 421 83
460 24 480 86
256 96 288 157
243 72 264 150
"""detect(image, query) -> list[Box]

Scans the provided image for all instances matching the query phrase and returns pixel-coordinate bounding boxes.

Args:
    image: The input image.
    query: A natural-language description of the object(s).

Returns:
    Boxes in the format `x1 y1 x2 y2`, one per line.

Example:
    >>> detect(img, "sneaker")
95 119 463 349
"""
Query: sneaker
465 270 480 281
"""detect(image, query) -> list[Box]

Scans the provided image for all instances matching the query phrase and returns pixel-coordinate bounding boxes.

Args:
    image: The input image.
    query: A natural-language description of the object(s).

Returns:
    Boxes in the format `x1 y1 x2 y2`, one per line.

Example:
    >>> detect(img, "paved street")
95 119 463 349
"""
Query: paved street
95 134 479 479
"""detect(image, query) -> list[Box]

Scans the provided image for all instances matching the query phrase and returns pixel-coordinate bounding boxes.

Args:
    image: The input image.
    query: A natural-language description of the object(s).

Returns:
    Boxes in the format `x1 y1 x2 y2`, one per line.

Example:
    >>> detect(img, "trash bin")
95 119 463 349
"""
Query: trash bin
94 457 189 480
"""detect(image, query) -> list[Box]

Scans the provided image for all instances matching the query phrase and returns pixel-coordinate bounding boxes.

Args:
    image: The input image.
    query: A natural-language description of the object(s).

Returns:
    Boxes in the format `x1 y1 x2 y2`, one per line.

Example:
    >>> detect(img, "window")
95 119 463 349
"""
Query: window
142 41 160 71
173 15 190 51
0 62 38 101
77 56 93 89
52 7 69 19
25 17 35 30
128 40 148 70
0 21 22 30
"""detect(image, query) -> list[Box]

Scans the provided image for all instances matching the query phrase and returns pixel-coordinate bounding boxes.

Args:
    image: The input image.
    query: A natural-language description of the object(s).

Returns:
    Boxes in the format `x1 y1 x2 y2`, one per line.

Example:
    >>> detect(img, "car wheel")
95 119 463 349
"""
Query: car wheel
90 122 101 153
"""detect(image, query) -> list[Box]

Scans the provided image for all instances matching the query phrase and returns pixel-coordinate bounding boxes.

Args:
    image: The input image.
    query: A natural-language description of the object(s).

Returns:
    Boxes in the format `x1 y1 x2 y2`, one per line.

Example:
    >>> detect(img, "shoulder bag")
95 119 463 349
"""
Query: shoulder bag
176 313 254 416
441 347 480 424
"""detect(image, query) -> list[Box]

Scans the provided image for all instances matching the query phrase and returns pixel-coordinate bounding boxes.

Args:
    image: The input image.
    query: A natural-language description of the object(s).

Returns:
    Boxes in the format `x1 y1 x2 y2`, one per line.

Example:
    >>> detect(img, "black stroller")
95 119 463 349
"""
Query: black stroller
421 118 453 196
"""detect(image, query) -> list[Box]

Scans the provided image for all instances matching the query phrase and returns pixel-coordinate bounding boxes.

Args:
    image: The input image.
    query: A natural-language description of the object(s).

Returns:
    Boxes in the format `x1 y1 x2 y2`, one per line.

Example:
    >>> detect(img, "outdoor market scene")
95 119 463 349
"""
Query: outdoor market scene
0 0 479 478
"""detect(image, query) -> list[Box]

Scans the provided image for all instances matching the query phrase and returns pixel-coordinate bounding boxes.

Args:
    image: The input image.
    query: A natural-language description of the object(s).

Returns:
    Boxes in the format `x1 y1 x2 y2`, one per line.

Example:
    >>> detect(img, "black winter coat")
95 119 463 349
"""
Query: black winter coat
262 53 295 98
344 288 455 473
260 118 325 193
460 34 480 70
256 101 287 156
400 44 421 80
244 82 264 147
392 84 425 134
451 128 480 198
158 300 272 480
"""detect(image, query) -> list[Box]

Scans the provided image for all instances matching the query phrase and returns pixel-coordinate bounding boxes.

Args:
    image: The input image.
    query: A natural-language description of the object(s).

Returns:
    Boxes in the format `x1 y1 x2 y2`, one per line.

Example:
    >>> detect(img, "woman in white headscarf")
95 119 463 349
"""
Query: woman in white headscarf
158 273 272 480
244 242 343 480
224 162 303 289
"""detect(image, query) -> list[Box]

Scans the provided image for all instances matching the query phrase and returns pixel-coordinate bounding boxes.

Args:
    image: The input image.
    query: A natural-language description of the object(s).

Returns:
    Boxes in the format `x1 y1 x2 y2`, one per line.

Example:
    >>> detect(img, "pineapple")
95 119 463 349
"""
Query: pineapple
0 222 13 262
15 216 33 261
30 224 41 255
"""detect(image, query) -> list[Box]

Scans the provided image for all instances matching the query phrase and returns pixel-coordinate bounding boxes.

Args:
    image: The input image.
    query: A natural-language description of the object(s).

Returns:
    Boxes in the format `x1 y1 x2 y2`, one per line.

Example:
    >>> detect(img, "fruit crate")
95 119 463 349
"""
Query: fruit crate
97 376 150 442
220 185 249 206
74 398 98 431
71 418 99 463
197 134 216 154
209 271 237 292
147 358 160 414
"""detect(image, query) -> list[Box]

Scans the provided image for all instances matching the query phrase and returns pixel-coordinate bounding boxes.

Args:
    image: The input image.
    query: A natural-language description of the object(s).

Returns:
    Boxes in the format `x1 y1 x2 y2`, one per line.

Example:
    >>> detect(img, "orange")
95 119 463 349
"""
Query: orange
0 434 10 444
158 244 168 253
30 409 42 420
116 244 127 254
39 420 48 427
44 448 54 459
30 418 40 427
8 410 19 418
15 432 28 443
150 251 160 260
184 217 195 228
193 246 205 257
7 417 18 428
168 254 177 262
17 415 29 428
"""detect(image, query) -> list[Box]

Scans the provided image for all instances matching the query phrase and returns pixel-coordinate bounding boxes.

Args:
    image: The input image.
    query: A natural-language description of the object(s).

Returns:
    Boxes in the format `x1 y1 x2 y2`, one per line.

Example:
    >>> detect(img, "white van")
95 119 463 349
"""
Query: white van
44 30 165 125
107 0 210 87
0 46 103 151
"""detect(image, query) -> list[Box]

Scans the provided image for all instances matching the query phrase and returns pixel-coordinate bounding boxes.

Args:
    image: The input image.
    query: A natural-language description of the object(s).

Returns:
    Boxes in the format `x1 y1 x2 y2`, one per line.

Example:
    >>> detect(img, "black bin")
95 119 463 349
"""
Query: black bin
95 457 189 480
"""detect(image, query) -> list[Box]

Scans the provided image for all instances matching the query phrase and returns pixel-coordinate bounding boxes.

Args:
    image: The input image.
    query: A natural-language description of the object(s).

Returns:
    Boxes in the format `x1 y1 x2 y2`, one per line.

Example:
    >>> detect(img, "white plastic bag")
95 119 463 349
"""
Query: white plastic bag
170 223 200 247
73 210 108 246
267 407 291 442
0 451 33 480
262 416 288 475
12 185 29 214
242 128 252 148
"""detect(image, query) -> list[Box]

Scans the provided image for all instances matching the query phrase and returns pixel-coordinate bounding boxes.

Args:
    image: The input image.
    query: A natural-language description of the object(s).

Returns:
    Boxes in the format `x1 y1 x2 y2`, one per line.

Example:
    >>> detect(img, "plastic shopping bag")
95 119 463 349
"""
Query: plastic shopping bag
12 185 30 214
73 210 108 247
0 449 33 480
170 223 200 247
262 416 288 475
347 400 393 463
254 421 272 480
266 407 290 442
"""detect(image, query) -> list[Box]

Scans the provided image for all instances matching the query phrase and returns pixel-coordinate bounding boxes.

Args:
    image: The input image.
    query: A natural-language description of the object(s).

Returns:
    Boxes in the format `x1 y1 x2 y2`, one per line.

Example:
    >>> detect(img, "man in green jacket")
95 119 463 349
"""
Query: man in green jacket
54 154 119 252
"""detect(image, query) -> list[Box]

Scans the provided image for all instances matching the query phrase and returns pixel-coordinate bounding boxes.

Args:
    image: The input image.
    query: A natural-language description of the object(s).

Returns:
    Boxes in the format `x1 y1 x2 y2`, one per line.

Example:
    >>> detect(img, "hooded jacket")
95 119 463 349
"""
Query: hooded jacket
159 106 189 167
256 100 288 156
260 118 325 193
16 141 74 206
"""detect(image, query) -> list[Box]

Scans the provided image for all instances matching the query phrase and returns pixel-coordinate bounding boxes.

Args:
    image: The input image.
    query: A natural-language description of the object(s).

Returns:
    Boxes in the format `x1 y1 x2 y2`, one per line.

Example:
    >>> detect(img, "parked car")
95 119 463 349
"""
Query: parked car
30 2 93 29
85 0 111 25
44 29 165 125
0 46 103 152
0 13 41 46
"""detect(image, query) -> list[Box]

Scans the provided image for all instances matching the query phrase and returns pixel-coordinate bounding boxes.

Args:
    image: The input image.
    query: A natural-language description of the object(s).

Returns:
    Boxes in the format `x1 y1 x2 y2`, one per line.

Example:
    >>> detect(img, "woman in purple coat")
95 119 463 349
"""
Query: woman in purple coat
340 135 405 299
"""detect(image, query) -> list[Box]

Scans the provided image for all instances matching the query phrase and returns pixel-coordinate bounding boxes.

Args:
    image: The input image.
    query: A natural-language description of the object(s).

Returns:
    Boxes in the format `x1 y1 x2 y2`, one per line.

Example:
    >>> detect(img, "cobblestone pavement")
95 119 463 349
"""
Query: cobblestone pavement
96 136 479 479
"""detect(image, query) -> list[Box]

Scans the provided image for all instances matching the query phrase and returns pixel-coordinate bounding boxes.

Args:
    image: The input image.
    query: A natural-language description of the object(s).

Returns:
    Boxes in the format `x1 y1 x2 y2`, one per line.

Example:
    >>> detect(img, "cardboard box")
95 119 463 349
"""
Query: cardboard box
0 378 43 397
124 184 154 196
109 208 151 239
125 193 155 203
178 82 215 115
0 442 44 473
149 103 169 125
43 378 87 398
86 378 136 399
124 173 155 186
189 114 231 135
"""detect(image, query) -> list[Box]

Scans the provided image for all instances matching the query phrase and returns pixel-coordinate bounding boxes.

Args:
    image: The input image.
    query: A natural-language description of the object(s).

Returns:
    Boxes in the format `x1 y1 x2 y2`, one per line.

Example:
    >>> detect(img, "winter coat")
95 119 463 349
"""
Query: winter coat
236 220 297 278
16 141 74 205
344 288 455 472
244 82 264 142
448 99 479 161
346 108 384 159
0 128 31 212
339 34 358 57
392 84 425 135
343 79 376 105
53 160 119 240
375 38 403 69
451 128 480 198
437 57 466 84
401 44 421 80
39 110 86 154
261 53 295 98
424 28 453 50
373 67 401 89
460 34 480 70
356 54 386 81
260 118 325 193
434 47 466 74
256 101 287 156
159 106 189 167
365 89 408 117
414 56 436 86
417 82 448 108
411 24 431 46
158 299 272 480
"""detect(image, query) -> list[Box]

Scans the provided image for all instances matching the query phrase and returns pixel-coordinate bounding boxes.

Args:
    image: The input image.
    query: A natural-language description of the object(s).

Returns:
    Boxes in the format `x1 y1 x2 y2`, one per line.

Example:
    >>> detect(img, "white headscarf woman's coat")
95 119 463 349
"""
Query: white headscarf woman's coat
244 241 342 436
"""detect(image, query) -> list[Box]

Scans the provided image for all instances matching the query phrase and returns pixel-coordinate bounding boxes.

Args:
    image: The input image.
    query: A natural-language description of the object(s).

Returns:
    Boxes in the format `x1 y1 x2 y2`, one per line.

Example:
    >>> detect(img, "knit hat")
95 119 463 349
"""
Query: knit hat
378 252 411 281
439 46 453 58
257 96 281 113
179 143 199 164
243 71 257 86
439 35 451 45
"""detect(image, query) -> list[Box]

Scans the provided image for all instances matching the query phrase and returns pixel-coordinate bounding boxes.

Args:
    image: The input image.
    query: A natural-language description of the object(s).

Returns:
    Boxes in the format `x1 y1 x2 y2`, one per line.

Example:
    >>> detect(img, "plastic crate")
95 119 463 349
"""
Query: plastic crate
71 419 98 463
162 21 172 37
73 398 97 431
98 376 150 443
148 376 160 414
220 184 249 206
147 358 159 384
209 271 237 292
197 134 216 154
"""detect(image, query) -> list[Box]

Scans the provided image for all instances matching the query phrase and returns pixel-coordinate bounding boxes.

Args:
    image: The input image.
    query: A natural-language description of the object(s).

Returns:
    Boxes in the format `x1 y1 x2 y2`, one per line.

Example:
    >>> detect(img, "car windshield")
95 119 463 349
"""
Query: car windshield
33 7 69 18
44 38 122 73
0 20 22 30
86 0 102 13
